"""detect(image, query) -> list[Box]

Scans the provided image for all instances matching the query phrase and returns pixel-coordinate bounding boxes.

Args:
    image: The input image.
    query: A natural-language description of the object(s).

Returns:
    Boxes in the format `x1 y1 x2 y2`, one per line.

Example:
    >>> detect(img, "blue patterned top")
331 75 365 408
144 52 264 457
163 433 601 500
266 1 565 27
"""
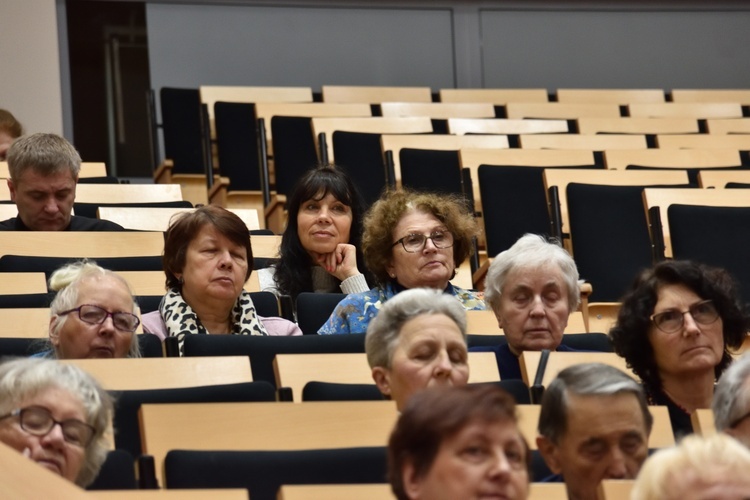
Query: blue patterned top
317 282 485 335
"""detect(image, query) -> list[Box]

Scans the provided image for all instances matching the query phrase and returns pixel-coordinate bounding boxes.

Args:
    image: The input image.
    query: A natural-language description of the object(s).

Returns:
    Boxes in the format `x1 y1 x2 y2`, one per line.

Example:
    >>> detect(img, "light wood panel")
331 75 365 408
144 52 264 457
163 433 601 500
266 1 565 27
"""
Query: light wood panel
279 484 390 500
643 188 750 257
690 408 717 437
140 400 399 484
505 103 621 119
698 170 750 188
439 88 549 104
322 85 432 103
671 89 750 104
706 118 750 134
0 161 107 179
273 351 500 402
0 308 51 338
519 134 647 150
577 117 699 135
117 270 261 295
603 148 742 170
97 207 260 232
448 118 568 135
0 232 165 258
199 85 313 123
556 88 665 104
0 271 48 295
0 440 89 499
0 183 184 204
380 102 495 119
598 479 634 500
656 134 750 149
62 356 253 390
543 168 689 236
629 102 743 118
92 490 249 500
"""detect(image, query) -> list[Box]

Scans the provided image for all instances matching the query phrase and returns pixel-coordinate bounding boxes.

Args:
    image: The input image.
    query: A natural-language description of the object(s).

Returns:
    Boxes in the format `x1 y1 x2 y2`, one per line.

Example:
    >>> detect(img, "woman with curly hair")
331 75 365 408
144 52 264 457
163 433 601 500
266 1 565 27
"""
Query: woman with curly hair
319 189 484 334
257 165 370 307
609 260 749 437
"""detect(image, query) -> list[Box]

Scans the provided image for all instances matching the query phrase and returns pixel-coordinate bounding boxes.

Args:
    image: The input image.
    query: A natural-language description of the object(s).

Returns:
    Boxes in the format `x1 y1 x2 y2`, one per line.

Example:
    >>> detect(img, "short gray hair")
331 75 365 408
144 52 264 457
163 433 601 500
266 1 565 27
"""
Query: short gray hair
538 363 653 444
713 353 750 431
6 133 81 181
0 358 113 487
48 260 141 358
366 288 468 369
484 233 581 313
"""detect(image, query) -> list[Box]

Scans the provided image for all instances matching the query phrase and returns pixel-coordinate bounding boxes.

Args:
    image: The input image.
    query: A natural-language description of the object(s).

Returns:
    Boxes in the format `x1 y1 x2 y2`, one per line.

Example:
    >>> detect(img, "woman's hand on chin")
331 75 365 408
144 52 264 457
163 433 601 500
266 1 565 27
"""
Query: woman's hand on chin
315 243 361 281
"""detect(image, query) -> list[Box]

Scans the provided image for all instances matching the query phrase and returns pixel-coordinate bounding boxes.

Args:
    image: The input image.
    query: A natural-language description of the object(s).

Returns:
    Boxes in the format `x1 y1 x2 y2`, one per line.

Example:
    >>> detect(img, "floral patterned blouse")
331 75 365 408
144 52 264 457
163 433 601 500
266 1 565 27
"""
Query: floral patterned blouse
317 282 485 335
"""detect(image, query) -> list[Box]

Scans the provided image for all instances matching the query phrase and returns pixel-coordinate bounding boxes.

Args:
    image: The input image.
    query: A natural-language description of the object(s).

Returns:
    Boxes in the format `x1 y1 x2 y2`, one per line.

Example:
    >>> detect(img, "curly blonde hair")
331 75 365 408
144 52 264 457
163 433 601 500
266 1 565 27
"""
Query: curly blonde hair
362 190 479 286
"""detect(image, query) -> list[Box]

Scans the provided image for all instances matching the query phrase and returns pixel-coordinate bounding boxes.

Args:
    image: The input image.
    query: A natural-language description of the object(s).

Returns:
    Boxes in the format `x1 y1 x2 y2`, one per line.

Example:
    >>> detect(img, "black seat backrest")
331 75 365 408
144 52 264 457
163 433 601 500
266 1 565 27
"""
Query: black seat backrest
160 87 205 174
669 204 750 298
164 447 388 500
214 101 262 191
302 381 383 402
270 116 319 197
567 183 659 302
332 131 388 208
296 292 347 335
87 449 137 490
399 148 462 197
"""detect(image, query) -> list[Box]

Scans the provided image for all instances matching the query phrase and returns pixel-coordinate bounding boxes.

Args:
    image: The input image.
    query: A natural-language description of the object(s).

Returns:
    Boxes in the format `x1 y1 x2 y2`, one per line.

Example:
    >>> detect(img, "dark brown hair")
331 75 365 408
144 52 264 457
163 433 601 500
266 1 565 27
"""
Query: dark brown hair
387 385 529 500
610 260 749 394
162 205 253 290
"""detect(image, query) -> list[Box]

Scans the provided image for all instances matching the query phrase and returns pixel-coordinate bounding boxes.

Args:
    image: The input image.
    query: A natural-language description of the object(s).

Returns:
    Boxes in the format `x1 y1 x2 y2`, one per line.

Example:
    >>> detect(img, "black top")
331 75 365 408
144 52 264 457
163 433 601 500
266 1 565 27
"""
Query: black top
645 385 694 440
0 215 124 231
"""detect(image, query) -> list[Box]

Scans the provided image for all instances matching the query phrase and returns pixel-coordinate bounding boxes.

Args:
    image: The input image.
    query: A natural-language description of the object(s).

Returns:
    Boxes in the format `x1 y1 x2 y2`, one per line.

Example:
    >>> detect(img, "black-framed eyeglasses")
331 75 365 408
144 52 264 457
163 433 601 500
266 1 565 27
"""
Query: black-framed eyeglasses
392 230 454 253
649 299 720 334
0 406 95 448
58 304 140 333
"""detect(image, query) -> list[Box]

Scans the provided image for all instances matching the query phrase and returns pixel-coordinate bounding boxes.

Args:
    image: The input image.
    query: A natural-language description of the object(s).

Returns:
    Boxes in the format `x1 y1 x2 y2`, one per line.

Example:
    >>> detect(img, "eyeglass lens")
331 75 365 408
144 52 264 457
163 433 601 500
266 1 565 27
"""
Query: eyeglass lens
17 406 94 447
401 231 454 252
78 304 139 332
653 300 718 332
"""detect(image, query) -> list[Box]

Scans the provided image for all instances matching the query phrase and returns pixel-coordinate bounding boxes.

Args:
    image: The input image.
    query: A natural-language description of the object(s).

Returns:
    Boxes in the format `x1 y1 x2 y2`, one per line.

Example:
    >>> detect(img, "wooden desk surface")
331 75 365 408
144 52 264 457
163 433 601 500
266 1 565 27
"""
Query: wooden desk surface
61 356 253 390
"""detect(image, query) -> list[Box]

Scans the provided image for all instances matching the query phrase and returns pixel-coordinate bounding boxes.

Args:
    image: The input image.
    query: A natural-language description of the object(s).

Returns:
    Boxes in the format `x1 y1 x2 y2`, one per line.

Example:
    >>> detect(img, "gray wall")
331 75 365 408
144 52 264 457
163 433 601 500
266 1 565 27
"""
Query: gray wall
146 1 750 94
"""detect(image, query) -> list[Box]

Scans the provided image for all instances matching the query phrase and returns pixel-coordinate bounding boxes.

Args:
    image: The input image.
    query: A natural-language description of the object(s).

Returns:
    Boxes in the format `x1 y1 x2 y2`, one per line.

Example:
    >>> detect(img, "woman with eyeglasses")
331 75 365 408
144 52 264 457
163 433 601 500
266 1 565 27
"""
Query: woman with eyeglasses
609 260 749 438
319 189 484 334
36 260 141 359
0 357 112 487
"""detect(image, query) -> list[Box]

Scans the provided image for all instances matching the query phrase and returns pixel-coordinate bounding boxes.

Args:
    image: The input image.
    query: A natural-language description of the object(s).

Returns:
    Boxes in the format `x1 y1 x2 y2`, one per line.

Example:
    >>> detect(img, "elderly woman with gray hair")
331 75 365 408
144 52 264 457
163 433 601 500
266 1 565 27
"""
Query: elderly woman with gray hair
366 287 470 411
472 233 582 379
0 358 113 487
36 260 141 359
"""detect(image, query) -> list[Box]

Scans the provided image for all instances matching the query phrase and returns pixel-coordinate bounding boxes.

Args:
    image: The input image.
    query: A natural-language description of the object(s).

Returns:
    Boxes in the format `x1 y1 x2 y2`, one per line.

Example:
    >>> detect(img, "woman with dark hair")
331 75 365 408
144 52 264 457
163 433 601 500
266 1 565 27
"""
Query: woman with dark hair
0 108 23 160
142 205 301 354
257 164 370 304
609 260 749 437
388 385 530 500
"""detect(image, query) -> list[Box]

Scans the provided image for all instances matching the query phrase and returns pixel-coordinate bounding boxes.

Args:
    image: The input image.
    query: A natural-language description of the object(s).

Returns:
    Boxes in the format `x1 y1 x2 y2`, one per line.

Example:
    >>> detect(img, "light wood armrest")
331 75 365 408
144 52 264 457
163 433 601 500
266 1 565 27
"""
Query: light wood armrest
579 282 592 332
153 159 174 184
207 177 231 206
265 193 287 234
472 259 492 291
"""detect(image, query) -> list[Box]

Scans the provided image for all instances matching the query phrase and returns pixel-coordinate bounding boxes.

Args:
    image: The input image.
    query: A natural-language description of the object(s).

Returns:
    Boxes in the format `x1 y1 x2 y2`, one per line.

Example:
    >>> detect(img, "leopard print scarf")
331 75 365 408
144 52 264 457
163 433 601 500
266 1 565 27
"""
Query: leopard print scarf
160 287 268 354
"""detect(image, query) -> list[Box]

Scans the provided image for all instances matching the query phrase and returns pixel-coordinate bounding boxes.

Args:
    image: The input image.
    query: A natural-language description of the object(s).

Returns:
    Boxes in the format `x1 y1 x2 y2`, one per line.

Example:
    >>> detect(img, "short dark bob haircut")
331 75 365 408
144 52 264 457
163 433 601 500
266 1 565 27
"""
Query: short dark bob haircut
274 164 367 300
387 384 530 500
610 260 749 393
163 205 253 290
